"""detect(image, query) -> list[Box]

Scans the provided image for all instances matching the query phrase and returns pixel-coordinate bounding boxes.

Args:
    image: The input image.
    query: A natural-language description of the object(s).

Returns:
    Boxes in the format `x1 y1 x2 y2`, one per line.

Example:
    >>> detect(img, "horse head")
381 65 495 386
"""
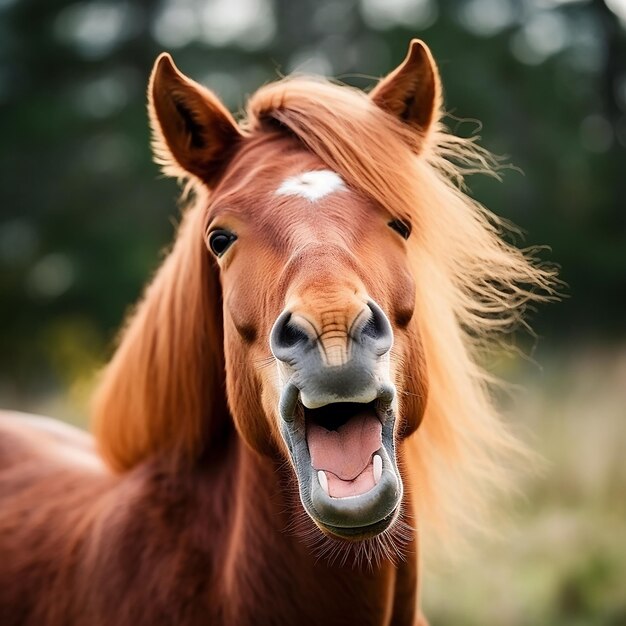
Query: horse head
146 40 437 539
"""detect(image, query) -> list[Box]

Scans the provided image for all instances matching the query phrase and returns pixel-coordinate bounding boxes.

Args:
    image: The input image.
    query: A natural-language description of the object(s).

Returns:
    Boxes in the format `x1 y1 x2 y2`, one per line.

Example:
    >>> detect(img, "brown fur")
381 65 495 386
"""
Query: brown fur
0 40 555 624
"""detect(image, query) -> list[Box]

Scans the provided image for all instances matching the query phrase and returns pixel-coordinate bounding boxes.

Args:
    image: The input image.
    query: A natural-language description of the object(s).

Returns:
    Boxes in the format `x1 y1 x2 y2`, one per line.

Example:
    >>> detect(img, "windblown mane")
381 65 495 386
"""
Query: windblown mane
244 78 557 541
92 76 556 540
91 190 229 471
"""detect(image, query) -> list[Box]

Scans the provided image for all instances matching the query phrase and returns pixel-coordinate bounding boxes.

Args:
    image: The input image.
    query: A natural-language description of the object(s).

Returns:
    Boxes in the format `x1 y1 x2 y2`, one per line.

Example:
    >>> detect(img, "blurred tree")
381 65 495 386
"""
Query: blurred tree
0 0 624 405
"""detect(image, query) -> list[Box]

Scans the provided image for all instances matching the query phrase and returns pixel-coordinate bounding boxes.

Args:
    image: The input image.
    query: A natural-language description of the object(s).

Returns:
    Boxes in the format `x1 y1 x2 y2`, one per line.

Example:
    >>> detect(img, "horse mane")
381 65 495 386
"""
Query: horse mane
243 78 557 541
91 189 229 472
92 75 557 540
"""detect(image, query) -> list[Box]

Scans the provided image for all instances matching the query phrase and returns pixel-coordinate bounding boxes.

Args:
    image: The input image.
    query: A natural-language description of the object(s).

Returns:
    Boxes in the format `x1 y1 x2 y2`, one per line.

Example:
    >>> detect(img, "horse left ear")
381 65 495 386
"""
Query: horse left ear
149 53 243 183
370 39 441 136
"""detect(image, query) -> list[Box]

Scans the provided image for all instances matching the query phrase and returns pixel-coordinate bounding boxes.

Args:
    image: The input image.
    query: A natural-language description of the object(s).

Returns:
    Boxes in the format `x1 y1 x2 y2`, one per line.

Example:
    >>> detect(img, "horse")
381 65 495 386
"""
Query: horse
0 40 555 625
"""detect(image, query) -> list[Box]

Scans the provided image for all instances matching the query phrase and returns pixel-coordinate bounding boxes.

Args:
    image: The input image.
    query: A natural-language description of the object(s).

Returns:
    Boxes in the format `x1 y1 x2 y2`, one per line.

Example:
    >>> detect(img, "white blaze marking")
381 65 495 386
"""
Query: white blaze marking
275 170 346 202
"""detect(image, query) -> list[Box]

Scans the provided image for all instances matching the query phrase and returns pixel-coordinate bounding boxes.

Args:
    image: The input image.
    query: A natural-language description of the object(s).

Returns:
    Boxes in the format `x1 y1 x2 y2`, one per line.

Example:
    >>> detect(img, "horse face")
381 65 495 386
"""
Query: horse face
149 40 439 539
206 140 424 538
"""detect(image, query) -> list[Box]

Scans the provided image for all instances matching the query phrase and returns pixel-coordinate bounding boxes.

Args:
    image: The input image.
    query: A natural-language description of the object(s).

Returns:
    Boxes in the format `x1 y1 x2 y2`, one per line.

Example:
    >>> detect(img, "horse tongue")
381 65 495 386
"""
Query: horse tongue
307 410 382 481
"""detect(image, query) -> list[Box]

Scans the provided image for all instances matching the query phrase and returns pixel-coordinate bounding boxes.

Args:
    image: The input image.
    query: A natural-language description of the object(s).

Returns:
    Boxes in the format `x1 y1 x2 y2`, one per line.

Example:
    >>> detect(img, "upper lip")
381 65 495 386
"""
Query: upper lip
279 381 396 423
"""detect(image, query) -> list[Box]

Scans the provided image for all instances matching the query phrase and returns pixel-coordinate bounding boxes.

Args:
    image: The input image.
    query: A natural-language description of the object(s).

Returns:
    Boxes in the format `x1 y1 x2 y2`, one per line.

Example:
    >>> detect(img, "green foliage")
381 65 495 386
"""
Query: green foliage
1 0 624 399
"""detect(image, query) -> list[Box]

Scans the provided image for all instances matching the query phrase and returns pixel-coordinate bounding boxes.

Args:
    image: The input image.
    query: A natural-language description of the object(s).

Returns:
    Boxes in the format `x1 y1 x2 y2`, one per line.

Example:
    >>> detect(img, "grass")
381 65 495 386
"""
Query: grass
423 342 626 625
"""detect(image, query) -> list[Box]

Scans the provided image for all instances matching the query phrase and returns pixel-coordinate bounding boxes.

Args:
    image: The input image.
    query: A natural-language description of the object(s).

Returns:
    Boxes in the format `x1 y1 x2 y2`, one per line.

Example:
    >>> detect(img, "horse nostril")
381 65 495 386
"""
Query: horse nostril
361 316 378 340
357 301 393 356
280 321 308 349
270 311 311 362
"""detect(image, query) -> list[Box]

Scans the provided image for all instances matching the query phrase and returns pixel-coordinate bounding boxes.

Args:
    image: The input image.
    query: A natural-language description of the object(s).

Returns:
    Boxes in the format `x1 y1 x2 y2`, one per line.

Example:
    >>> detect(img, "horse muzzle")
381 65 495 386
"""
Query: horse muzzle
270 300 403 539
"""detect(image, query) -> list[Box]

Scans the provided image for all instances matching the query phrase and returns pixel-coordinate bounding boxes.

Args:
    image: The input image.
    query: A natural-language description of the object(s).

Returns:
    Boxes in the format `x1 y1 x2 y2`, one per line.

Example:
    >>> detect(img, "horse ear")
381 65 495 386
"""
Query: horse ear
370 39 441 136
149 53 243 183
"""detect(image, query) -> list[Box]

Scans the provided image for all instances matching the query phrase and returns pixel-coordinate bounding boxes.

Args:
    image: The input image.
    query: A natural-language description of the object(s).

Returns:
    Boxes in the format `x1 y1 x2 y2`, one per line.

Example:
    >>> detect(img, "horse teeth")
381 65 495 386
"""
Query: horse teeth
373 454 382 484
318 470 329 495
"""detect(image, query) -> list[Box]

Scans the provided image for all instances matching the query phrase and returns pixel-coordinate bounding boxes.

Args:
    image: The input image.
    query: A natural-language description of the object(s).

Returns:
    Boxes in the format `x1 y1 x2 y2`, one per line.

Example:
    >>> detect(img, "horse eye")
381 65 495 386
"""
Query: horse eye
208 229 237 257
388 219 411 240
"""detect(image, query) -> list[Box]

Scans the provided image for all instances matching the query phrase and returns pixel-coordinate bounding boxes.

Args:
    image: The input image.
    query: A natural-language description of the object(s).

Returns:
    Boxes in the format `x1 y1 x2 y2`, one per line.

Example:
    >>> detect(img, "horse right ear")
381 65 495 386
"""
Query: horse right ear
149 53 243 183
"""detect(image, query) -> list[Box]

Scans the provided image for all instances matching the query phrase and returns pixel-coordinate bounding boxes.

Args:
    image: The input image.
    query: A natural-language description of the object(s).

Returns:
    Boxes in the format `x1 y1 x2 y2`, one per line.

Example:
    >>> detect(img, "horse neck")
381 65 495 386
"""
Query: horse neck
205 436 420 625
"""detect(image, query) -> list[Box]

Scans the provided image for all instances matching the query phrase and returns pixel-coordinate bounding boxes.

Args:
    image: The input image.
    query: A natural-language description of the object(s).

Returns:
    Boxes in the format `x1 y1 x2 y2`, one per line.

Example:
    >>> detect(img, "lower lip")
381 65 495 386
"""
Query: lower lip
306 442 402 532
280 407 403 536
315 508 400 539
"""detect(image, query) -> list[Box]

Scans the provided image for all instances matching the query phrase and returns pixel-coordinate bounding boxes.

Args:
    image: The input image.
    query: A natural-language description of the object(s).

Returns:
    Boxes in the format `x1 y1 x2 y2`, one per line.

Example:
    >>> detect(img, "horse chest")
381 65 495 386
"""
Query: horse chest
207 523 417 626
215 566 408 626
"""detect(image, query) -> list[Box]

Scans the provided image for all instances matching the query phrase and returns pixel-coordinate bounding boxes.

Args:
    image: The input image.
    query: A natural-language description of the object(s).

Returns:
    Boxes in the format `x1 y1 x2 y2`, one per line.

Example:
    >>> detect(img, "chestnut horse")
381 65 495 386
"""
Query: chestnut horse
0 40 554 625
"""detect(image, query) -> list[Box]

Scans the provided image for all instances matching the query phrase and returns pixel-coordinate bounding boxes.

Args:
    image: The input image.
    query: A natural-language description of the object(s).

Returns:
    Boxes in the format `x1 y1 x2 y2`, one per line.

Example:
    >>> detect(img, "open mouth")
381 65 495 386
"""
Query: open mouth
306 402 383 498
279 385 402 539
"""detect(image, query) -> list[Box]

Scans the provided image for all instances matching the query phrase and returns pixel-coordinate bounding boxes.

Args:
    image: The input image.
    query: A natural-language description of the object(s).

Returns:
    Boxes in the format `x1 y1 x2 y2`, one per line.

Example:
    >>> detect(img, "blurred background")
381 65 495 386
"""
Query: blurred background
0 0 624 623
